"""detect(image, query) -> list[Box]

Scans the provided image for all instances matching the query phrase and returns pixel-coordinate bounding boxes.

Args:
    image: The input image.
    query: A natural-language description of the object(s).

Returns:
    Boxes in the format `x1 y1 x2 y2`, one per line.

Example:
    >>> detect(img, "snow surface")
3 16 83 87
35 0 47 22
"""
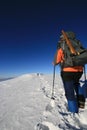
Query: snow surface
0 73 87 130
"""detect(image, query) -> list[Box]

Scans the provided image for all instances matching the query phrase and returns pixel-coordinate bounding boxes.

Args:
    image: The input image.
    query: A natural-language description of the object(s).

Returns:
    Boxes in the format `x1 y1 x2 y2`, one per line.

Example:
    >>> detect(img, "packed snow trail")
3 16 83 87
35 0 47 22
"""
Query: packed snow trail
0 73 87 130
35 74 87 130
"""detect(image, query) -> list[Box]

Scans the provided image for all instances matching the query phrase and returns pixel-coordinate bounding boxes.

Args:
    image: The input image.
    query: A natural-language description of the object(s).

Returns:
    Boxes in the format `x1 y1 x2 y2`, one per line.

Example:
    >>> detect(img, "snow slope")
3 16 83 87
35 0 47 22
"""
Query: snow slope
0 73 87 130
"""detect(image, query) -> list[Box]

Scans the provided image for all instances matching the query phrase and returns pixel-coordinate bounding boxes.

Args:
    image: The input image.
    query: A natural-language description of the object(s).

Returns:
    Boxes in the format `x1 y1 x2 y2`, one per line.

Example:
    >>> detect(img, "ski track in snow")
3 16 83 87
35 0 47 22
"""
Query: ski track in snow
0 73 87 130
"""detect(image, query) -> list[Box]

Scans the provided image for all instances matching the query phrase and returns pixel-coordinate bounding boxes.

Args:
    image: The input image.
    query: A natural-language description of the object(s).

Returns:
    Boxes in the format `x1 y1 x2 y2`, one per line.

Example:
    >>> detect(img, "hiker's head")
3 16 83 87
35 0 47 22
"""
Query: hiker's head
60 31 76 40
60 34 65 41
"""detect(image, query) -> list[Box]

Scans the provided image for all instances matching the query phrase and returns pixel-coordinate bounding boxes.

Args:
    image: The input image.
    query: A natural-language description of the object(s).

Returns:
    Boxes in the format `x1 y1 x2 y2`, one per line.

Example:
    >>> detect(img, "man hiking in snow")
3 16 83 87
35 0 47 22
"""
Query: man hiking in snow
53 31 85 114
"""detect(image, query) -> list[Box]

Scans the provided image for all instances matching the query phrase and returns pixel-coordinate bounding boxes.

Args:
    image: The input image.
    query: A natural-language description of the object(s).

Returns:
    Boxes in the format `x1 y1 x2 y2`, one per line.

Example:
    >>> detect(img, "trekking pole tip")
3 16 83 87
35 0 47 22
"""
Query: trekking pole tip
51 96 55 100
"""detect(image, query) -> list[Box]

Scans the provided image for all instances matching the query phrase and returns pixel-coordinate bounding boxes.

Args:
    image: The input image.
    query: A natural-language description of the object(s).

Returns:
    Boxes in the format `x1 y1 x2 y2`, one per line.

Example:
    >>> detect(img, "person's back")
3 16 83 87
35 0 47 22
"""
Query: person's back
55 47 83 72
53 31 85 113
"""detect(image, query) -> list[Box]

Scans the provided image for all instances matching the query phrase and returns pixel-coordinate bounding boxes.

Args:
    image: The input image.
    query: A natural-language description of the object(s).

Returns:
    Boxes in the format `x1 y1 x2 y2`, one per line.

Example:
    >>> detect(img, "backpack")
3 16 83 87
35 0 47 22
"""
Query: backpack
57 31 87 67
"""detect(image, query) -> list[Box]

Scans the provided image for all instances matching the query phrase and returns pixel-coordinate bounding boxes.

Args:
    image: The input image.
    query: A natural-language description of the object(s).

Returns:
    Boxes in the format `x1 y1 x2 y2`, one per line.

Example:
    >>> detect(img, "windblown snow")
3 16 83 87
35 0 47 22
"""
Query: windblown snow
0 73 87 130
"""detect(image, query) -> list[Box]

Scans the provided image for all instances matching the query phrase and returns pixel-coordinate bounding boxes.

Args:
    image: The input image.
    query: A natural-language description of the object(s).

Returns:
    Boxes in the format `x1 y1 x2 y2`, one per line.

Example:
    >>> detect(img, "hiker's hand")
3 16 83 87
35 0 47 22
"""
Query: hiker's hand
52 62 58 66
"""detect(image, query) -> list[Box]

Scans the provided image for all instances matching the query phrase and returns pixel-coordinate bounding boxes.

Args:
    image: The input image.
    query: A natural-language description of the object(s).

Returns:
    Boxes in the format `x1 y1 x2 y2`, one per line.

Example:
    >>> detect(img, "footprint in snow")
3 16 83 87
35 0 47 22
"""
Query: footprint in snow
34 121 58 130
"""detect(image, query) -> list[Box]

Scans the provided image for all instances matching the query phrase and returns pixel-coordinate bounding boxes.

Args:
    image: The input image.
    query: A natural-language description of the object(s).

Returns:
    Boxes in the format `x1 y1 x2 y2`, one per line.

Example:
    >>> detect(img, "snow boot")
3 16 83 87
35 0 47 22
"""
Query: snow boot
68 100 78 113
77 95 85 109
78 85 85 108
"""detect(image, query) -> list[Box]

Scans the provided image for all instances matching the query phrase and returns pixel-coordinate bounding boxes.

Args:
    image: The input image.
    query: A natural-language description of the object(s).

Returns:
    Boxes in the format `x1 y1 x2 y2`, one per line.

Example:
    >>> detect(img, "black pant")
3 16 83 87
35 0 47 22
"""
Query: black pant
61 71 83 100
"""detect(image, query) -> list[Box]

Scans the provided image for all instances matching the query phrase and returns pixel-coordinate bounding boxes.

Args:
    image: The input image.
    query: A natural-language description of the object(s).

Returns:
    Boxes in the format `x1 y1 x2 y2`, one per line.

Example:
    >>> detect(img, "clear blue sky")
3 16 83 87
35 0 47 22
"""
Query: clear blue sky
0 0 87 77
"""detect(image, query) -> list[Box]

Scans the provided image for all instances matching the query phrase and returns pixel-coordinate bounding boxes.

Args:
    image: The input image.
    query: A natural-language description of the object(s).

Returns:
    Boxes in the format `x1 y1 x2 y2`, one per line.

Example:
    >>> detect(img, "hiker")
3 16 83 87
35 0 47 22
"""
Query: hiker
53 31 84 113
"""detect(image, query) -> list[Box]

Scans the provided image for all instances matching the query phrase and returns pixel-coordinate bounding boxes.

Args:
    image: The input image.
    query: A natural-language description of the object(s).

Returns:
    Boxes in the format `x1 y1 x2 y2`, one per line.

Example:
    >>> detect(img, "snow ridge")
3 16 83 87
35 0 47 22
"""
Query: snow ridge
0 73 87 130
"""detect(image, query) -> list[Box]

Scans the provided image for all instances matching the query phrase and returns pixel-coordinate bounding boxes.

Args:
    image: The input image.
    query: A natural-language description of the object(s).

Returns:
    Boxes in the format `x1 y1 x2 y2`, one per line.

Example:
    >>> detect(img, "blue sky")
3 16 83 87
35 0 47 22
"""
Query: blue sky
0 0 87 77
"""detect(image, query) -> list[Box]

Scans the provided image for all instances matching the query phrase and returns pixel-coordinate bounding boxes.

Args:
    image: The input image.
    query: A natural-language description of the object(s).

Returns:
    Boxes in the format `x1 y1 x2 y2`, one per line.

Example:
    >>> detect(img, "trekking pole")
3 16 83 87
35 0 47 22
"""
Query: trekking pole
84 65 86 83
51 65 56 99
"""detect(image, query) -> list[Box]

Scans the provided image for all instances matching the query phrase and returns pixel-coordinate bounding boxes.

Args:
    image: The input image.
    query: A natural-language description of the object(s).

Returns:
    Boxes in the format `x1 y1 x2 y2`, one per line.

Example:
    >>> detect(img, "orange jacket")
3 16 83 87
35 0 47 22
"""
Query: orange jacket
55 48 83 72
